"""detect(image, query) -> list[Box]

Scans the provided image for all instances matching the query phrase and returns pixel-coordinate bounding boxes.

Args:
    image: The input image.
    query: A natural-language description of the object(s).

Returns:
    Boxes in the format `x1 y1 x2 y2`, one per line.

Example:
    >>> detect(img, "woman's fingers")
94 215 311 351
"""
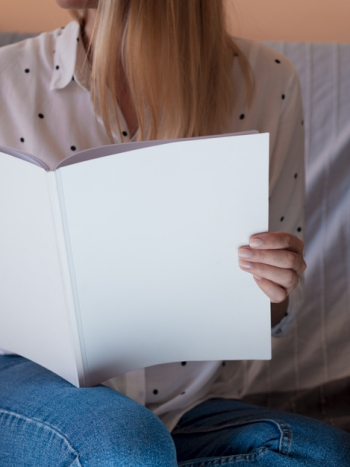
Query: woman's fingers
249 231 304 255
238 247 306 275
253 276 289 303
238 232 306 303
239 260 299 291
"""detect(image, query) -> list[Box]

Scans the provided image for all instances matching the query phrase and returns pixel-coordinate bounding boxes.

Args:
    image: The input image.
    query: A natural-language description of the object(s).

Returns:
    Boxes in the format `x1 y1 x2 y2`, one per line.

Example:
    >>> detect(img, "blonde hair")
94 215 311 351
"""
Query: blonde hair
72 1 253 142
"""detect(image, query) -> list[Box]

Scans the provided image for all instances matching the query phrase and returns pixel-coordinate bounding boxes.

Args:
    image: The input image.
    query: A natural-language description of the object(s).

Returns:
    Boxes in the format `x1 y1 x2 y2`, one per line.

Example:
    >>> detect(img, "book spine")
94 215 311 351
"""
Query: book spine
46 171 87 387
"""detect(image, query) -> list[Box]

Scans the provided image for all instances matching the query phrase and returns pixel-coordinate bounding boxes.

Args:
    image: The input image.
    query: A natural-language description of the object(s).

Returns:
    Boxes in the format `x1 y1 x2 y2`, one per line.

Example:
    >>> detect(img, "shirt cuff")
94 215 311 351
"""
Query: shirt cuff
271 275 305 337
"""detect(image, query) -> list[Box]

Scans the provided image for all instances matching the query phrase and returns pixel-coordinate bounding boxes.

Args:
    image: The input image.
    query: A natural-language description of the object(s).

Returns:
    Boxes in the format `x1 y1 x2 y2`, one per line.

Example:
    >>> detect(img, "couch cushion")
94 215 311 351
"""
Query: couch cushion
0 32 37 48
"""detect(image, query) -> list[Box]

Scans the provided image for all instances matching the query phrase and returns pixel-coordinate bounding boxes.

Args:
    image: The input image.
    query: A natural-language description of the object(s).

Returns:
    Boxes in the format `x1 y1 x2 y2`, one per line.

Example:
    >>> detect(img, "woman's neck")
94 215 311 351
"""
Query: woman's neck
83 9 97 49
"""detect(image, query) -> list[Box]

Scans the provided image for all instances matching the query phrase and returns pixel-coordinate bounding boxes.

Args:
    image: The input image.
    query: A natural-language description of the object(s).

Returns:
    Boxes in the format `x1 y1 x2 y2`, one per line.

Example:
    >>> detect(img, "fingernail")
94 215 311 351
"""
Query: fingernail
250 237 263 248
239 260 253 269
238 247 253 258
254 275 262 282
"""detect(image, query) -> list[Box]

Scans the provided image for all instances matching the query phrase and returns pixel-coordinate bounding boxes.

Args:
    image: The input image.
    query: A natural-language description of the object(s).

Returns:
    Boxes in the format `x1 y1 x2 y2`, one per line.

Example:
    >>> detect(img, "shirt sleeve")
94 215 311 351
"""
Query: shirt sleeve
268 66 305 337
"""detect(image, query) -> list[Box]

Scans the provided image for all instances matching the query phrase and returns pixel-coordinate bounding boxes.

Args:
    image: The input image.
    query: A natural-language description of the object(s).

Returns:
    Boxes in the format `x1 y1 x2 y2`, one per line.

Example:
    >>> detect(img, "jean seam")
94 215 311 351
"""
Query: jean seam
0 409 83 466
276 421 292 455
177 446 270 466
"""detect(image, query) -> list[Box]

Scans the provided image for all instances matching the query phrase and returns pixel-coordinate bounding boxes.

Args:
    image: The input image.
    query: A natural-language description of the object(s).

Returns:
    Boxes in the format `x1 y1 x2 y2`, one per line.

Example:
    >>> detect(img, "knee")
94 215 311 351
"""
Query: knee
64 387 178 466
106 399 177 467
2 384 176 466
1 400 177 467
0 360 177 466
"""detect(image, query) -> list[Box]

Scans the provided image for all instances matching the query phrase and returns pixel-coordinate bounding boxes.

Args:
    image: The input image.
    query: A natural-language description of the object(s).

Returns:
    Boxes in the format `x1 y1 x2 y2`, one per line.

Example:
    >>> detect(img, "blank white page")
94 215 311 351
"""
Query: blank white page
57 133 270 386
0 153 79 386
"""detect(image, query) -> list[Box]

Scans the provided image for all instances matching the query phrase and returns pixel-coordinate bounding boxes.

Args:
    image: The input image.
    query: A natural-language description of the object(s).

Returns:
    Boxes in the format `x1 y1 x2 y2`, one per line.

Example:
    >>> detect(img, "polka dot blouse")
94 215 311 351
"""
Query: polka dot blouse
0 21 304 432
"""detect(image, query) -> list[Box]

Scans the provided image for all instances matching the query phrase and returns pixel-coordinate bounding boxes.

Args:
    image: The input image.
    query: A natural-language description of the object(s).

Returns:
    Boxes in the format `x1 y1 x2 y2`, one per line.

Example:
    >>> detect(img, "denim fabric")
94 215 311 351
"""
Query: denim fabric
0 356 177 466
172 398 350 466
1 356 350 466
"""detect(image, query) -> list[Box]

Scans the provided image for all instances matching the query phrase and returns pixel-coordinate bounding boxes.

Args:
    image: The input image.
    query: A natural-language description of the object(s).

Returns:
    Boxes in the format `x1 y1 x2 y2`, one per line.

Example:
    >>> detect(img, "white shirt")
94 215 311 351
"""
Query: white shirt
0 20 304 432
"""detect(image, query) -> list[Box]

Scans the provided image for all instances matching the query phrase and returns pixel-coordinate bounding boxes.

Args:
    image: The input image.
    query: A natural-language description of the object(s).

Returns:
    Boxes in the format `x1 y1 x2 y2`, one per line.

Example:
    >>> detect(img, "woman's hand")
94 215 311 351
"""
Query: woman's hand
238 232 306 303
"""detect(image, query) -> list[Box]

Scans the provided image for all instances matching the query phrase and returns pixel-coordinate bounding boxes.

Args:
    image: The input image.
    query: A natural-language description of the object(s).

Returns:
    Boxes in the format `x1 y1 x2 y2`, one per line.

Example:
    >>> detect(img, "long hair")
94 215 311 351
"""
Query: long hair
71 1 253 142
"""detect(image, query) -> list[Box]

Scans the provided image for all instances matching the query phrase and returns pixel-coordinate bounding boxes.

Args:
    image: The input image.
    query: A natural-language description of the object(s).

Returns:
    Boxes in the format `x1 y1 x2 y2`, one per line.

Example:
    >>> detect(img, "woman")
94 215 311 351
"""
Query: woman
0 1 349 465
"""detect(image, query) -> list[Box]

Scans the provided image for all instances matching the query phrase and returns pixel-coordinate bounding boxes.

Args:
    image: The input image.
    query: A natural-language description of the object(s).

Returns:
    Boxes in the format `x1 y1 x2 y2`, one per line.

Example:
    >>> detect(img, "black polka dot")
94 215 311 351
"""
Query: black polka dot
222 361 226 367
20 137 25 143
181 391 186 395
153 389 158 395
72 76 75 81
181 362 187 366
122 131 128 137
77 37 80 42
56 65 60 70
280 216 284 222
38 113 44 119
53 50 55 54
282 94 285 100
294 173 298 179
70 146 77 151
301 120 304 126
297 227 302 232
239 114 245 120
275 59 281 64
24 69 30 73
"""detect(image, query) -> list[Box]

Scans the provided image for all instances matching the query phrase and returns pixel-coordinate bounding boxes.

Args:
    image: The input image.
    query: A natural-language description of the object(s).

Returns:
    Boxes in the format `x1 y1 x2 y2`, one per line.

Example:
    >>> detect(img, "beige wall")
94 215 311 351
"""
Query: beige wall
0 0 71 33
1 0 350 43
225 0 350 43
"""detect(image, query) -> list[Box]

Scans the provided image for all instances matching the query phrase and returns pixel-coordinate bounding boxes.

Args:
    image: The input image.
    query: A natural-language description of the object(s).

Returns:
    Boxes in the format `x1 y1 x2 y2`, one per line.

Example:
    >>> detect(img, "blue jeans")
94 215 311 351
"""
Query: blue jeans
1 356 350 466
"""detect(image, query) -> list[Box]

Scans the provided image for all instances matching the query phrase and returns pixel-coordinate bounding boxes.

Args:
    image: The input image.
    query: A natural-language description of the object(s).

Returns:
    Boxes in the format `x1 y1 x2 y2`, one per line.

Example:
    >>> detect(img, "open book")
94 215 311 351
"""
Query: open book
0 132 270 387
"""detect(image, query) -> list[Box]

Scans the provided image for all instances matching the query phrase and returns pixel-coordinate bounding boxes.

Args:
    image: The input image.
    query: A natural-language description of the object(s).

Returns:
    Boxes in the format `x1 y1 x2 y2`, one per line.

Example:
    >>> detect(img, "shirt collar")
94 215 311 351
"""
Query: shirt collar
50 20 90 92
49 20 133 141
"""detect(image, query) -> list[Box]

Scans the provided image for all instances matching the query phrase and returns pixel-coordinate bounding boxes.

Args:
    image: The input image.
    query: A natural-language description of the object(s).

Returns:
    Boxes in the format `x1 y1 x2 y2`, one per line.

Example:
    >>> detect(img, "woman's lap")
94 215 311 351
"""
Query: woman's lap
0 356 177 466
173 398 350 466
1 356 350 467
